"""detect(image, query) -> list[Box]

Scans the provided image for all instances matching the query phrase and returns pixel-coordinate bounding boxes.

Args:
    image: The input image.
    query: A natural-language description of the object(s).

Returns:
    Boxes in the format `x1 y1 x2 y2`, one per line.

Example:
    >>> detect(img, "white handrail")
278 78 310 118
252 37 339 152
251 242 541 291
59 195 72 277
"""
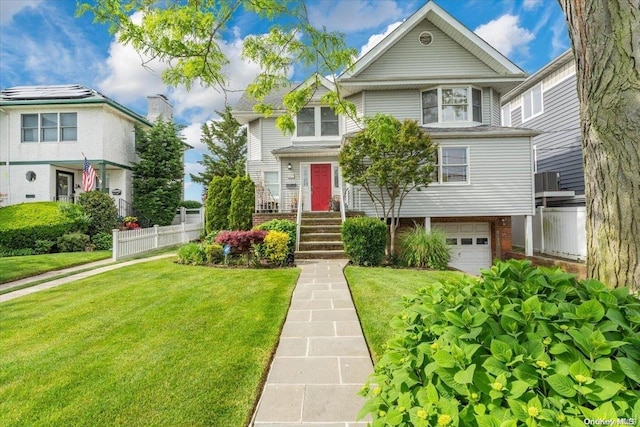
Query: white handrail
338 169 346 223
295 185 303 252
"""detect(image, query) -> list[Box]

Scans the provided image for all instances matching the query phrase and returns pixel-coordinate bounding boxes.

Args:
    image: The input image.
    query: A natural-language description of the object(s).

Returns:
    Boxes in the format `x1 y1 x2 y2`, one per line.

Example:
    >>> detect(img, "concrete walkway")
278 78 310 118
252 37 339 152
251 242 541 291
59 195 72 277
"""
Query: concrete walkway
252 259 373 427
0 254 176 303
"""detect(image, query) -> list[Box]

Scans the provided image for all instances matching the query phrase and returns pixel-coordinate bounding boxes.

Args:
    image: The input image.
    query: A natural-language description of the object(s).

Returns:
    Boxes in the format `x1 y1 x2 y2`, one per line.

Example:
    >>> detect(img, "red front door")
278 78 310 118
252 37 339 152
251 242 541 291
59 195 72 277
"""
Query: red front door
311 164 332 211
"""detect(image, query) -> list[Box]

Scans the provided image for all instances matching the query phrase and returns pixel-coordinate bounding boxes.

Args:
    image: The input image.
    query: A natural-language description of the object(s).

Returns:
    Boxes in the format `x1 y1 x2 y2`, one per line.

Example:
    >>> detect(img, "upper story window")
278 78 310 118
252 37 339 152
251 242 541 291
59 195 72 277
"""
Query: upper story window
296 107 339 138
521 83 543 122
432 147 469 184
21 112 77 142
421 87 482 125
501 104 511 127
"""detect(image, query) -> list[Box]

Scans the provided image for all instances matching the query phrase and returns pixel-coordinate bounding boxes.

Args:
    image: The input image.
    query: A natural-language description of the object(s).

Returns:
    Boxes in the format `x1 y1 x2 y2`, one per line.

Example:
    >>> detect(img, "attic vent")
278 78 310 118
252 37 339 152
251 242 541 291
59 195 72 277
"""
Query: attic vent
418 31 433 46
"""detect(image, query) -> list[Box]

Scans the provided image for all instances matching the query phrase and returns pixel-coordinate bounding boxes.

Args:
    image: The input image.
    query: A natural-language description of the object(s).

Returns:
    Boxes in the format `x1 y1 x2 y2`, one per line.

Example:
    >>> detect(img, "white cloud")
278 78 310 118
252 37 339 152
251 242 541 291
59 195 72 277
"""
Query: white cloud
180 122 205 152
358 21 402 58
475 14 535 57
184 162 205 177
523 0 543 10
0 0 43 26
550 16 570 56
309 0 405 33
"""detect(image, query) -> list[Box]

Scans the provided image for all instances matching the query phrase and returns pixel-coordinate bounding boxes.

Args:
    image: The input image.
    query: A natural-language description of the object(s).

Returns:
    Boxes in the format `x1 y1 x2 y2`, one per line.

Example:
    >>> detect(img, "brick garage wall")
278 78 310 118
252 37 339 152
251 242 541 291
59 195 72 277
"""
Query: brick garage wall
252 213 297 227
430 216 512 260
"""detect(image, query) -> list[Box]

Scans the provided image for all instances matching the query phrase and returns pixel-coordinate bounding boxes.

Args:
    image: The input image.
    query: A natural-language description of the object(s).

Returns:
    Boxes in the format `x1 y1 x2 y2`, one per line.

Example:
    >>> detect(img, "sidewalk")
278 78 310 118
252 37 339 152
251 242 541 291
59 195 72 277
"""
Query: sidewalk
0 254 176 303
252 259 373 427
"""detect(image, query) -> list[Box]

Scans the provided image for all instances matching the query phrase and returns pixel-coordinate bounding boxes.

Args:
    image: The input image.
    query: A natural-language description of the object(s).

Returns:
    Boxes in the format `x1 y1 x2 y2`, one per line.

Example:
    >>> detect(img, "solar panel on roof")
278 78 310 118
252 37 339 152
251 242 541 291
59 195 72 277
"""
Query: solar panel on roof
0 85 99 100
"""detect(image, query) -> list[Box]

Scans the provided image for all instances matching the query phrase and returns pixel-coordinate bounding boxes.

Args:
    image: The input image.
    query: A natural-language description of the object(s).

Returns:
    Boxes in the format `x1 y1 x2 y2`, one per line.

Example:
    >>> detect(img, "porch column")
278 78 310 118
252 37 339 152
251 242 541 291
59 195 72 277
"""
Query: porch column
424 217 431 232
100 162 107 193
525 215 533 256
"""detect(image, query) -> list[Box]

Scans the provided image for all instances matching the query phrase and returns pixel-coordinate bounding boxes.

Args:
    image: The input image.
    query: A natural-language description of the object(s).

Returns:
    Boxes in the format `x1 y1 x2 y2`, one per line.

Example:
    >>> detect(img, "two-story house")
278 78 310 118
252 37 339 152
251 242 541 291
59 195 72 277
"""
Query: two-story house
234 1 539 274
501 49 583 207
0 85 173 210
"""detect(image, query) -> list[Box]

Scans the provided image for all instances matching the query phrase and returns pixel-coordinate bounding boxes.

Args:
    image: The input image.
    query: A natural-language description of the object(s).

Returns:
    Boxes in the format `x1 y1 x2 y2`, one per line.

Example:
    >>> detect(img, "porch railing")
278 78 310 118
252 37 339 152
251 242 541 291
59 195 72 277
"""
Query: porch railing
295 185 303 252
255 186 299 214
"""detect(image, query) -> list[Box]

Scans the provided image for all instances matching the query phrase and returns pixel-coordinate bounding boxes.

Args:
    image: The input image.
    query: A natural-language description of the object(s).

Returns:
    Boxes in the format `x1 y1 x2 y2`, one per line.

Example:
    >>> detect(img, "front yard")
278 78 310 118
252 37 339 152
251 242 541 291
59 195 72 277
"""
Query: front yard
0 258 299 427
345 267 468 361
0 251 112 284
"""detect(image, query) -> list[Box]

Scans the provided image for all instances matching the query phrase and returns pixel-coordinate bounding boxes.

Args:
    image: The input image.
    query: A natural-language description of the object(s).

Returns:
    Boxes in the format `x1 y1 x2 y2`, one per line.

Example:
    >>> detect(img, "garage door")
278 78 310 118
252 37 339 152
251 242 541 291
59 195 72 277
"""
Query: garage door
433 222 491 275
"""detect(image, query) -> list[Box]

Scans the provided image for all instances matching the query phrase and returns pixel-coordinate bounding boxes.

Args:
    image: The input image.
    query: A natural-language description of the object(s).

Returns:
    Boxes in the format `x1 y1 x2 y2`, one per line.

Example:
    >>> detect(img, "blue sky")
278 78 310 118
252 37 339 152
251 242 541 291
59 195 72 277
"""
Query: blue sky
0 0 570 201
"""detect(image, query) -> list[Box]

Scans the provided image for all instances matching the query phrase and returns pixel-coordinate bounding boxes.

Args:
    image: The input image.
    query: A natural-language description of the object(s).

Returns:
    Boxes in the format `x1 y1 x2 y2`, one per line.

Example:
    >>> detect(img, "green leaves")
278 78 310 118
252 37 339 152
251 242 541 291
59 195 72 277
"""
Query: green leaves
359 260 640 426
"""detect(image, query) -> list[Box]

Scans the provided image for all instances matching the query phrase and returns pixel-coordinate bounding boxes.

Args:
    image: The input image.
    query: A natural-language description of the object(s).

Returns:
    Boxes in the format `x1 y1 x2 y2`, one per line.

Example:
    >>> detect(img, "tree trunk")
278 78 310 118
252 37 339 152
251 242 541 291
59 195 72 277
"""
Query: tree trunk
559 0 640 290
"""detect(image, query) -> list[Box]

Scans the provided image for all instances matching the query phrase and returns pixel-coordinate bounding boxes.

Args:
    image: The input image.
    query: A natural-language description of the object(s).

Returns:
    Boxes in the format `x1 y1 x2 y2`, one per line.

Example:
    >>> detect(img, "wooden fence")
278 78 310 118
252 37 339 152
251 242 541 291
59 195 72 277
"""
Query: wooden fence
112 222 203 261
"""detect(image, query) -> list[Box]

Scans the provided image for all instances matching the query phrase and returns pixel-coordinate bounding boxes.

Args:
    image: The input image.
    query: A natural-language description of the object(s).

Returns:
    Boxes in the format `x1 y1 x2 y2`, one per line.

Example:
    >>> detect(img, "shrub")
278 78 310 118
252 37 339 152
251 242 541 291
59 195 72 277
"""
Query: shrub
263 231 290 266
206 176 233 234
399 226 451 269
0 202 77 250
77 191 118 236
57 233 91 252
228 175 255 230
255 219 296 260
92 232 113 251
177 243 206 265
59 202 91 234
180 200 202 208
215 230 267 266
342 216 387 266
358 259 640 426
34 240 56 255
203 242 224 264
0 248 35 257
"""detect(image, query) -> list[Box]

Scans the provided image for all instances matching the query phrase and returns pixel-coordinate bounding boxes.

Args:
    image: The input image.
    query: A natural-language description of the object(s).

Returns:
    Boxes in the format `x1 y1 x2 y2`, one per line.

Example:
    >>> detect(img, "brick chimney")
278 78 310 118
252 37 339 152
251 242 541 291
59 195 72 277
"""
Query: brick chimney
147 94 173 122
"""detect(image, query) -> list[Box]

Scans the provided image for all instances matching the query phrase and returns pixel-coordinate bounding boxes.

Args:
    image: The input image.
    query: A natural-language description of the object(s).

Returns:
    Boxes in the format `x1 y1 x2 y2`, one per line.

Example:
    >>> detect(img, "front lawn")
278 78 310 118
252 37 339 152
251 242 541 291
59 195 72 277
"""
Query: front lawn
0 259 299 427
0 251 112 284
345 267 467 361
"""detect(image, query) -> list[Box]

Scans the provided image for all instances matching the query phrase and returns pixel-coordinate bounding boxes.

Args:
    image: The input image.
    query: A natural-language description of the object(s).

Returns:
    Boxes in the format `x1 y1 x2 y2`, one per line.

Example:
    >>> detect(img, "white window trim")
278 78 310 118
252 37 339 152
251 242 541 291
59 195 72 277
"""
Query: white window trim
521 83 544 123
262 170 280 201
431 146 470 186
294 106 341 141
21 112 78 143
420 86 483 127
501 104 511 127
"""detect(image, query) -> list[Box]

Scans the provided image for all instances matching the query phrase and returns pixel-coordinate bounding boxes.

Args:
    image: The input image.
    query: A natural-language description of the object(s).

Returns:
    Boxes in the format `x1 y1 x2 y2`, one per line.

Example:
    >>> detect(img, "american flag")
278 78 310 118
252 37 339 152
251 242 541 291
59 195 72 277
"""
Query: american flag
82 157 97 191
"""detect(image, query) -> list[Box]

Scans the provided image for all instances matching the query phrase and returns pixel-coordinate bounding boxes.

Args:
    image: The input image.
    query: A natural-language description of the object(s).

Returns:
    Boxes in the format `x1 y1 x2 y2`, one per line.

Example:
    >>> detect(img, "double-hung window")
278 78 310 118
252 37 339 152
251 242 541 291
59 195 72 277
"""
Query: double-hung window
433 147 469 184
21 112 77 142
421 87 482 125
521 83 543 122
296 107 339 138
263 171 280 201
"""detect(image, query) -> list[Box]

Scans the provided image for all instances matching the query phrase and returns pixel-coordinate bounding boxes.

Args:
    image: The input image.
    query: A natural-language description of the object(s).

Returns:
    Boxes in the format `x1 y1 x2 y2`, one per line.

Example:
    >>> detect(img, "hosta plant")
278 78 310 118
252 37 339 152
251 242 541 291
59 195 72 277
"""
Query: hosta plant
359 259 640 427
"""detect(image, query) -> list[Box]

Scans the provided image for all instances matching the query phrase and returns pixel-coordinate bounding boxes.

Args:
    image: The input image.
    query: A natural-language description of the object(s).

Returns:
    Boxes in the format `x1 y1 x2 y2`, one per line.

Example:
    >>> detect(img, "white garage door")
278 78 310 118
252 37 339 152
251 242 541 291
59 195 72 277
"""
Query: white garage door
433 222 491 275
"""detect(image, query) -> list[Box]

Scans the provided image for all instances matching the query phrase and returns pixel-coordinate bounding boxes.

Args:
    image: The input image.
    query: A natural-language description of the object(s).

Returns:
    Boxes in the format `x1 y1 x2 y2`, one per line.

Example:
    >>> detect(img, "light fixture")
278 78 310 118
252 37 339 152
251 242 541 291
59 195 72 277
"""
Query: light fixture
287 162 292 170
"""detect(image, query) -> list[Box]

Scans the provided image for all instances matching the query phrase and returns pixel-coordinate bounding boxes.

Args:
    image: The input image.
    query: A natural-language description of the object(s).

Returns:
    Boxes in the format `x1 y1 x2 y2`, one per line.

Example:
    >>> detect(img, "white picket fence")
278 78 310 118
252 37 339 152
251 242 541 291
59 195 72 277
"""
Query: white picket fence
512 206 586 261
112 222 203 261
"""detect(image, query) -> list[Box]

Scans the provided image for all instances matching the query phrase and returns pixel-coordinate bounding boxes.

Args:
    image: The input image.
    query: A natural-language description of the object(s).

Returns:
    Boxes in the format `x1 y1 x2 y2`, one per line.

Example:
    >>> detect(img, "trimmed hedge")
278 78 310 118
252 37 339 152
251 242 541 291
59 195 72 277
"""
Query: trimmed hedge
0 202 77 250
77 191 118 236
342 216 387 266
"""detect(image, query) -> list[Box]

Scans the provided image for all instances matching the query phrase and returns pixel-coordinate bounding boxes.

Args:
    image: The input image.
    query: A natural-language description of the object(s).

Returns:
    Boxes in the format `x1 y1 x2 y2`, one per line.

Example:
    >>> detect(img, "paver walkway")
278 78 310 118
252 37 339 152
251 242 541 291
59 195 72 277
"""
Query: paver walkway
252 259 373 427
0 254 175 303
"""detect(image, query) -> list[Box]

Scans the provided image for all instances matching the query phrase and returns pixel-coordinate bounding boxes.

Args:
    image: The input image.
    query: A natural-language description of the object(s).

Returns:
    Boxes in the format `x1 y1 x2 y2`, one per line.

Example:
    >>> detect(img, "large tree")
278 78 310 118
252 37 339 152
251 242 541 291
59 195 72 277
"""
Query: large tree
190 106 247 191
133 119 185 226
559 0 639 290
339 114 438 255
78 0 357 132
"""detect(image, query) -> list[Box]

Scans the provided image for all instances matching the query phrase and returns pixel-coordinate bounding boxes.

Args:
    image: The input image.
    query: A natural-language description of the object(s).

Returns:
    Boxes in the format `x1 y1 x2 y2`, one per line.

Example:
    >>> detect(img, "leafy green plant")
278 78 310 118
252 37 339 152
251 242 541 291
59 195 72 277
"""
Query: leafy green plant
177 243 206 265
399 226 451 269
57 233 91 253
0 202 77 250
359 259 640 426
59 202 91 234
92 232 113 251
179 200 202 208
34 240 56 255
203 242 224 264
206 175 234 234
77 191 118 236
342 216 387 266
255 219 296 260
263 231 290 266
228 175 255 230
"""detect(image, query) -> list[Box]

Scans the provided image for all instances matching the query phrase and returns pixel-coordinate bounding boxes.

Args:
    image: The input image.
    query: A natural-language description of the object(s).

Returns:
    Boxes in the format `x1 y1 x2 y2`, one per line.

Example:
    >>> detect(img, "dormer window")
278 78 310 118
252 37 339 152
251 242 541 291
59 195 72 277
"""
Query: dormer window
421 87 482 125
296 107 339 138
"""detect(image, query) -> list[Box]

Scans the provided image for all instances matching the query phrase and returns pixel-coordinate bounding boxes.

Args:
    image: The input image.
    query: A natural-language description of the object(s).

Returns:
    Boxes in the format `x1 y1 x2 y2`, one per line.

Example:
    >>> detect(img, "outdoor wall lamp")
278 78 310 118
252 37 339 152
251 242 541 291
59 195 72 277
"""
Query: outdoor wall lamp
287 162 292 170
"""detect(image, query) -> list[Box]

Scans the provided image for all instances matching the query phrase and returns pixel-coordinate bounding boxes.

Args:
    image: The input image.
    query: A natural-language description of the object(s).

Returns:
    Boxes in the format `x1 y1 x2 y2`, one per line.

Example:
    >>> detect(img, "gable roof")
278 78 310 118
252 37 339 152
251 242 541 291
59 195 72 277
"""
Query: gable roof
341 1 525 80
0 84 152 126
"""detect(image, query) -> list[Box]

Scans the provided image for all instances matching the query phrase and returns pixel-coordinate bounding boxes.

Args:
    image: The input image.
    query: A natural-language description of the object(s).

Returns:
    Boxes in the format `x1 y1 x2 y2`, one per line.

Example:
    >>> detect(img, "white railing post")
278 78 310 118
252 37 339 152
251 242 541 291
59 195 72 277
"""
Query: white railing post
295 185 303 252
112 229 119 261
338 170 346 224
154 225 159 249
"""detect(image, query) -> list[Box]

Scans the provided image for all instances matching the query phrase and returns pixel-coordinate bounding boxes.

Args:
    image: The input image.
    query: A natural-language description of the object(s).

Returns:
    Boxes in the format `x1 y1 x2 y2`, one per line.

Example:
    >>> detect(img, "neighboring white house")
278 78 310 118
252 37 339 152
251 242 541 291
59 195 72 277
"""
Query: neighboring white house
234 0 540 273
0 85 173 210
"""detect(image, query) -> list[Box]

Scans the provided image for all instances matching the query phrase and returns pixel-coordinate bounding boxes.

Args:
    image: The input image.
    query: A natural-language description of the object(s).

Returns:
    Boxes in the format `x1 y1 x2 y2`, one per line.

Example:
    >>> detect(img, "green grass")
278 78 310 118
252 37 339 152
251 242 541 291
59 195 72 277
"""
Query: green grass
0 251 112 284
345 267 467 362
0 259 299 427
